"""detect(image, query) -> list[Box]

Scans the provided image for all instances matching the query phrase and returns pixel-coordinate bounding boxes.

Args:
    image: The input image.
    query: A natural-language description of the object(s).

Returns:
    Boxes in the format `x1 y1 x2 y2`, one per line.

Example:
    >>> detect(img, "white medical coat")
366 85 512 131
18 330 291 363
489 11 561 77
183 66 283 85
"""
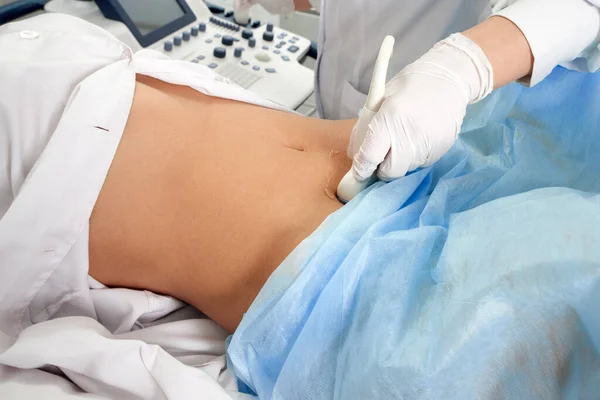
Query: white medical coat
0 13 288 400
314 0 600 119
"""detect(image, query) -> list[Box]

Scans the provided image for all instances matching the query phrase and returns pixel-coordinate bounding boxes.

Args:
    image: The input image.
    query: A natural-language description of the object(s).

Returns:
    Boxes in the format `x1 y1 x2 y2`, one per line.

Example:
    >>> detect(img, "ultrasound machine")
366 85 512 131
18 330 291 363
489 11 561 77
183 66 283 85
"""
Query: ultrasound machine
0 0 317 114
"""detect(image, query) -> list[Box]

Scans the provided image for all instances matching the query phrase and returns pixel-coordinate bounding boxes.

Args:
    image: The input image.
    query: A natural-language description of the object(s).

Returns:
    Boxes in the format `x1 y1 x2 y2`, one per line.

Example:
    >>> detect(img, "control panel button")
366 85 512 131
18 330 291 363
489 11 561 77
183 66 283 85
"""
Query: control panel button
209 63 218 69
182 31 190 41
173 36 182 46
163 41 173 52
275 44 282 49
252 66 260 71
251 20 261 28
241 29 253 39
262 45 269 50
222 35 234 46
282 55 290 61
199 23 206 32
191 59 199 63
266 68 276 73
205 39 213 43
234 48 244 58
287 45 299 53
266 23 274 32
248 38 256 48
263 31 274 42
255 52 271 62
279 41 287 46
191 27 199 36
213 47 227 58
214 33 222 38
196 55 206 60
273 49 280 54
241 60 249 65
292 36 300 41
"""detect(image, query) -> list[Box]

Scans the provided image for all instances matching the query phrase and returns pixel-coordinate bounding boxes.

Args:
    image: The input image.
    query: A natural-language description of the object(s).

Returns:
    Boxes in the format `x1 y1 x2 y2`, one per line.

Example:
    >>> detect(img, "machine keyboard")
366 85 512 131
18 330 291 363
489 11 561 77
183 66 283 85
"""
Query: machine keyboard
216 63 261 89
155 11 314 109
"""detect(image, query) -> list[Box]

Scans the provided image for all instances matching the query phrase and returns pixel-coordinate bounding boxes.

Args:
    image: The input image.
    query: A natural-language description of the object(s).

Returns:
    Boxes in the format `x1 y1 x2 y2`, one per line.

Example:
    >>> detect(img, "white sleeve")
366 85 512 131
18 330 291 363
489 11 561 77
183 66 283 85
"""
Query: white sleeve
490 0 600 85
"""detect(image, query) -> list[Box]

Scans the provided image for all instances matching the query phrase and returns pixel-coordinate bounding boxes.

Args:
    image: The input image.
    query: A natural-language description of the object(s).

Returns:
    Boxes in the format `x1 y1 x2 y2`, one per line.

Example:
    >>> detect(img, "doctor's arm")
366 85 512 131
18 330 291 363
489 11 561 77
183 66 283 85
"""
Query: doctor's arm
351 0 600 182
462 16 533 89
293 0 312 10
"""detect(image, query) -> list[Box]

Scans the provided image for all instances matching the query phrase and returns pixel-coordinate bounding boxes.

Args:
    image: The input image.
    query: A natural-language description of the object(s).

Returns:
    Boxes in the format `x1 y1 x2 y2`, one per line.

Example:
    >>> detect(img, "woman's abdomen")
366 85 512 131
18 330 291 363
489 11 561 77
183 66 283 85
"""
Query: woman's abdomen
89 76 353 331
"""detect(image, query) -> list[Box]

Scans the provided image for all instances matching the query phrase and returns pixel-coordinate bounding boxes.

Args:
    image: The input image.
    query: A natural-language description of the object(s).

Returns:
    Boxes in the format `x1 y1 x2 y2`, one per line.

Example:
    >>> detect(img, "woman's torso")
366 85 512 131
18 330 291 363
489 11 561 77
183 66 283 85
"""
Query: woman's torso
89 76 354 331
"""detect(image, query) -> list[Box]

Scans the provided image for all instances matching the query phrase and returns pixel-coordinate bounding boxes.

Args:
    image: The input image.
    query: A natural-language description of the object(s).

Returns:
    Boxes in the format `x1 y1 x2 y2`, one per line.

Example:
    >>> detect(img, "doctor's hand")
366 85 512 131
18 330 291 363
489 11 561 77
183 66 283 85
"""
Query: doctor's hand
233 0 313 16
349 33 494 181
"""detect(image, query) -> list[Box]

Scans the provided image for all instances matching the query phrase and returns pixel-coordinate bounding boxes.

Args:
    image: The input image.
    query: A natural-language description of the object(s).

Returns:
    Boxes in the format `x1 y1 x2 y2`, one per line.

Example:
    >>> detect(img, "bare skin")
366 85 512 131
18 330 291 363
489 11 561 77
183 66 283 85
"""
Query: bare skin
89 75 356 332
463 16 534 88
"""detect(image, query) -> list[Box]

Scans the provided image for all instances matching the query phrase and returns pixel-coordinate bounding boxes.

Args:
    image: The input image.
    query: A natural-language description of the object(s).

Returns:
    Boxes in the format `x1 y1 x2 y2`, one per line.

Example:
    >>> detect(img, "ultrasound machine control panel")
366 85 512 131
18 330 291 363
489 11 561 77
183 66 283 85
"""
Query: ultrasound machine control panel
42 0 315 111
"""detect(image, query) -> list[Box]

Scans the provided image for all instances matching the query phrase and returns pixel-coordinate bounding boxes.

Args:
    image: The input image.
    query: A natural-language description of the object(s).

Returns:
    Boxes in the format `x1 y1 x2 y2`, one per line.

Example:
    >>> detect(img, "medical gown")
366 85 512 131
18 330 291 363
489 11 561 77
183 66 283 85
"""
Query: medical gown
227 67 600 399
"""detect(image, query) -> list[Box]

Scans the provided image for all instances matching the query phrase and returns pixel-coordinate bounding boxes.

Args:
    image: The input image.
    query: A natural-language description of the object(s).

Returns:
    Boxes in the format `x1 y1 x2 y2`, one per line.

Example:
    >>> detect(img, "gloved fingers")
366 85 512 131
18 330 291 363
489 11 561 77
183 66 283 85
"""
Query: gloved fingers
376 111 463 180
376 141 414 181
352 113 393 182
353 149 380 182
375 113 420 181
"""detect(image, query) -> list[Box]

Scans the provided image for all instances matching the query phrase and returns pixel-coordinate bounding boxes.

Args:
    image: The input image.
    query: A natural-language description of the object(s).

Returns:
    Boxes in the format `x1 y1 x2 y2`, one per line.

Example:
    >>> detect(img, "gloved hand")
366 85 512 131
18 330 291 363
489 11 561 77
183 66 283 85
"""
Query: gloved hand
349 33 495 182
233 0 295 15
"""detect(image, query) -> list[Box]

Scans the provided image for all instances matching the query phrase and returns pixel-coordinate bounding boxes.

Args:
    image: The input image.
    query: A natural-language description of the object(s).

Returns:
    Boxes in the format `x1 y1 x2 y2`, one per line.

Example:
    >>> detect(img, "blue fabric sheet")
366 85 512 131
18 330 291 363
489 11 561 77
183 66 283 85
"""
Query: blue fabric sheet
227 68 600 399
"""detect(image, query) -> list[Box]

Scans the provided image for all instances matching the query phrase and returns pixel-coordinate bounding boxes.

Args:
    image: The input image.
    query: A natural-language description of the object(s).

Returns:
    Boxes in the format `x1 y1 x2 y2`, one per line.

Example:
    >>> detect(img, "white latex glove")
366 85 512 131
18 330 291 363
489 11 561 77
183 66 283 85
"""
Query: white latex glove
349 33 495 182
233 0 295 15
